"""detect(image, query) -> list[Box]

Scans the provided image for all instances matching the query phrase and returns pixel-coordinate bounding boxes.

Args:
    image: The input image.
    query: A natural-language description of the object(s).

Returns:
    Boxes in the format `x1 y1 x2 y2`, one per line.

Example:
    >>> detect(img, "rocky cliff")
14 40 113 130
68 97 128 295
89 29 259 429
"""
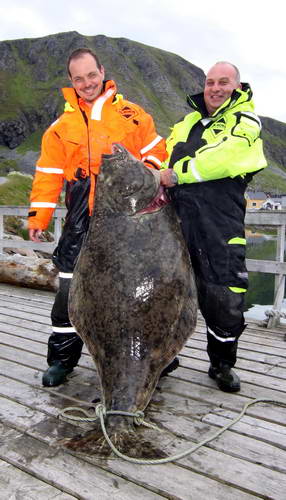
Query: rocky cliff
0 31 285 177
0 31 203 150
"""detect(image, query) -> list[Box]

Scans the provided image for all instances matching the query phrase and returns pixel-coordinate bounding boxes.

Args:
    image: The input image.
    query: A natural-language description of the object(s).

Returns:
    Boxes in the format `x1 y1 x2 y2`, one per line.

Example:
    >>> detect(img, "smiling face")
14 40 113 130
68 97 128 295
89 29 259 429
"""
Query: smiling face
204 63 241 115
69 53 105 105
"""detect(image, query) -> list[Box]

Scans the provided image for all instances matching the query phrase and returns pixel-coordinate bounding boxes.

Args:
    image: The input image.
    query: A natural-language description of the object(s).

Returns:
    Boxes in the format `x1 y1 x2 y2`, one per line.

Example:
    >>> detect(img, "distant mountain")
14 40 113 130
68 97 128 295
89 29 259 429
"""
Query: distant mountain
0 31 285 190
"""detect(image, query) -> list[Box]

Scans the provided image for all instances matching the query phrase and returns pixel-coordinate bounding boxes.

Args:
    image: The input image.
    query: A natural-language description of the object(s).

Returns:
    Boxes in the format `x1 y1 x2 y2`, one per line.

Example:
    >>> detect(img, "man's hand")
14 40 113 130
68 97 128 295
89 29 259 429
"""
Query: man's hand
29 229 43 242
160 169 178 188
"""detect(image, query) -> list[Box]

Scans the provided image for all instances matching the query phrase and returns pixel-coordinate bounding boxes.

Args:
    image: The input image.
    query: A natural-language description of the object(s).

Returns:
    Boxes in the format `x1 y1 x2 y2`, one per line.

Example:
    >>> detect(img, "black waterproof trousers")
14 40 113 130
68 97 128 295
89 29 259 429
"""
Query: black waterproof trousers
47 176 91 369
170 177 248 368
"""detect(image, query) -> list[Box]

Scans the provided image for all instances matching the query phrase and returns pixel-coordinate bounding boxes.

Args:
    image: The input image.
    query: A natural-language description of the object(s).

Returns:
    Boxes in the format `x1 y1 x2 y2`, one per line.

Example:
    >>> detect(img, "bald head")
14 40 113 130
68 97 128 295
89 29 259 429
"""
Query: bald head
204 62 241 115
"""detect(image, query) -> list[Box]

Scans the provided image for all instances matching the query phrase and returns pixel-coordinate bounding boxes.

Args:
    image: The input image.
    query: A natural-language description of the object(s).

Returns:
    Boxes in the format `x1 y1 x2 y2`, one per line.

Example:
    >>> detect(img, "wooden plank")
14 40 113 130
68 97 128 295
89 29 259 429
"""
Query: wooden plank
188 331 285 350
148 408 286 474
0 306 50 324
0 343 93 374
0 392 273 500
0 322 51 342
149 390 286 449
173 365 286 393
0 239 56 251
245 210 286 225
0 459 78 500
0 424 162 500
180 355 286 383
180 354 286 389
1 283 286 499
2 320 285 379
0 283 55 303
0 322 90 356
161 377 286 424
1 332 285 399
1 358 286 462
184 339 286 361
201 410 286 451
0 307 286 358
183 344 286 369
0 315 52 333
195 316 286 340
246 258 286 274
0 296 53 311
3 319 285 381
185 335 286 356
0 206 66 217
1 325 285 397
0 355 285 430
182 344 286 367
1 362 285 497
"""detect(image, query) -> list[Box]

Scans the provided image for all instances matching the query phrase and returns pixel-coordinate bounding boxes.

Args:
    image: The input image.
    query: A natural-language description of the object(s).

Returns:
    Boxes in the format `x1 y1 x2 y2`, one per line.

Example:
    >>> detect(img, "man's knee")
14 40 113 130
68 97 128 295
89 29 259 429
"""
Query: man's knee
197 280 245 333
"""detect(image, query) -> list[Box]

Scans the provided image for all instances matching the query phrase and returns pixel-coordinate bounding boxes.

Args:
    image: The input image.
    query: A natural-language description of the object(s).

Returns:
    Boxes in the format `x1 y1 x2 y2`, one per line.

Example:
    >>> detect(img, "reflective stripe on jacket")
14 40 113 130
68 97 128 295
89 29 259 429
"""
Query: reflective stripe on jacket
29 80 166 229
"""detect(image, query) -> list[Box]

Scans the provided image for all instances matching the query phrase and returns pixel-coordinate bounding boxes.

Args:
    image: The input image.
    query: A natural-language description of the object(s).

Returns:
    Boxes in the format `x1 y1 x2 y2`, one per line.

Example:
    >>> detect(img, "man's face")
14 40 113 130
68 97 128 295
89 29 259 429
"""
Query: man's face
204 63 241 115
69 53 105 104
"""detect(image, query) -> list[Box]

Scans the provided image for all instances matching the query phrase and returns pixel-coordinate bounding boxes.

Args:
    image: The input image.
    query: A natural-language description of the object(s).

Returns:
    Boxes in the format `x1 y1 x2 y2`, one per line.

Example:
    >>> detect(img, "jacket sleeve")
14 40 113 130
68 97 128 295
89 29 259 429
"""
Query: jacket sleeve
136 111 167 169
164 113 267 183
28 126 65 230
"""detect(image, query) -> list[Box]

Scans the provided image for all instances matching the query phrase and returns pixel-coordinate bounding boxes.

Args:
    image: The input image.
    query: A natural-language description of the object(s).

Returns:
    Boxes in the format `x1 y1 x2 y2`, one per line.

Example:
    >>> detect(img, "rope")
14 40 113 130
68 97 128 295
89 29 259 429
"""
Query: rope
265 309 286 319
59 398 286 465
59 404 161 431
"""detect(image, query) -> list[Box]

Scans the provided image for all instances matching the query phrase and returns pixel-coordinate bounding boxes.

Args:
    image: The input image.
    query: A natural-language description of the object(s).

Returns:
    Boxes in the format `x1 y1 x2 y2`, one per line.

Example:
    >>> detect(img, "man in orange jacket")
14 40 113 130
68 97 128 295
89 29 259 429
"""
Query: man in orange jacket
29 47 167 387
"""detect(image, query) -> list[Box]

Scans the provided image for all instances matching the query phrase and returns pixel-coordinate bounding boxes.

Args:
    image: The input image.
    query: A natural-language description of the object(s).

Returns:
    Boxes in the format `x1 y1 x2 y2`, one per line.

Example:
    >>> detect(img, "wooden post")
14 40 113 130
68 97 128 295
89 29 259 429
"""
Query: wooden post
0 213 3 254
267 223 286 328
54 215 63 245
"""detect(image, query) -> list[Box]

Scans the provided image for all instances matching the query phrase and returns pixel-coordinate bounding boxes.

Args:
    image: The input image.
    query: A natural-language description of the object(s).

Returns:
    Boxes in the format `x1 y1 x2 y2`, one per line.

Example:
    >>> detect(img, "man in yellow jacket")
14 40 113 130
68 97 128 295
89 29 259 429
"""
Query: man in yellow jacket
160 61 267 392
29 48 166 387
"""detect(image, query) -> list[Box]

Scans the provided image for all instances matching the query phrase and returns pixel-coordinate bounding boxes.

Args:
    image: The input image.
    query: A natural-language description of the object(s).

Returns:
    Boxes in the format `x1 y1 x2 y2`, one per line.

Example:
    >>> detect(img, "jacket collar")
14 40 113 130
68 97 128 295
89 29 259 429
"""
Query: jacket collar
186 82 253 118
62 80 118 109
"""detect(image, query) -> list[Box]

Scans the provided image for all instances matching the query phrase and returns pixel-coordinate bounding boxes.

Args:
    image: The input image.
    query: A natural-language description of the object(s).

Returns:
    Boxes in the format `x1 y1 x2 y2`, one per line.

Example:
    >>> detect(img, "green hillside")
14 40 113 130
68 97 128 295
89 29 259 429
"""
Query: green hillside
0 31 285 198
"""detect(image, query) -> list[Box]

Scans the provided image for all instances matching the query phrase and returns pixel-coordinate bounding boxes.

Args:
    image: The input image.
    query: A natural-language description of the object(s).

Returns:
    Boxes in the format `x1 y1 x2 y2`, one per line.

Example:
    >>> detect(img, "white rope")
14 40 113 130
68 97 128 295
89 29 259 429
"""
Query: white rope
59 398 286 465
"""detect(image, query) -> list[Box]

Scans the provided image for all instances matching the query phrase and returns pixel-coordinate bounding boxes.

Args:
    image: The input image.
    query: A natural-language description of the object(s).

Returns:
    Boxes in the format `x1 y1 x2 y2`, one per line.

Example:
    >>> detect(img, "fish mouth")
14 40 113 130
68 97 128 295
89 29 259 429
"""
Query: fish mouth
135 185 170 215
111 143 125 154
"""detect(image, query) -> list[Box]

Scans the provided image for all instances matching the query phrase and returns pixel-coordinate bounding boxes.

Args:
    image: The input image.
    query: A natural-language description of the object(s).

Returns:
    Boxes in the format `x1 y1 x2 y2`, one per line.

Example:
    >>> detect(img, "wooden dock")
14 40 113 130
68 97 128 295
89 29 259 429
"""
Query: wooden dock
0 283 285 500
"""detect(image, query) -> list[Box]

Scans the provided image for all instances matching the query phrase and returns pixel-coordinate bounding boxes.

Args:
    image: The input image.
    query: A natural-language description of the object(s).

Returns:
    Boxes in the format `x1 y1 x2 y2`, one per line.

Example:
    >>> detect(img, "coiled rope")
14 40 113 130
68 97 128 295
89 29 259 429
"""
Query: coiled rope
59 398 285 465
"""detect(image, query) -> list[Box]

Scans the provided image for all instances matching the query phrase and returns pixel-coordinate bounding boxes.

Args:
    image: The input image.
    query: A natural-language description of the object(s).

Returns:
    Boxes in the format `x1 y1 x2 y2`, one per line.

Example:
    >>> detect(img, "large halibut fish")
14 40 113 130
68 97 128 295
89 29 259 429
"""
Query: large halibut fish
65 144 197 455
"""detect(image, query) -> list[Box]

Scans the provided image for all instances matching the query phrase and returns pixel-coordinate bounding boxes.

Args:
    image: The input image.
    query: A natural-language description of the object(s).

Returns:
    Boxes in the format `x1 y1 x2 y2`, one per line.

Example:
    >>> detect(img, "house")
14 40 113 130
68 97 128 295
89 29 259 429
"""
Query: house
245 191 267 209
261 197 282 210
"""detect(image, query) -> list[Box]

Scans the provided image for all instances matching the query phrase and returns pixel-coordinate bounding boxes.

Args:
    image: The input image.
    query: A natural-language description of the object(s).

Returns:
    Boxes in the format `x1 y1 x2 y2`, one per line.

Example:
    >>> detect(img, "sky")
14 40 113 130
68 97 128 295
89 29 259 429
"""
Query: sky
1 0 285 123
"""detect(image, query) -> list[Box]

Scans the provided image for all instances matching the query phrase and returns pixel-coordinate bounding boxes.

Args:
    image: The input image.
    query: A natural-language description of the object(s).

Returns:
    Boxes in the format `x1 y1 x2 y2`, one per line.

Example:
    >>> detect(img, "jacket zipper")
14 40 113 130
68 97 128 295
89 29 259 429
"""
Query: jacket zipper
80 109 91 176
198 136 228 154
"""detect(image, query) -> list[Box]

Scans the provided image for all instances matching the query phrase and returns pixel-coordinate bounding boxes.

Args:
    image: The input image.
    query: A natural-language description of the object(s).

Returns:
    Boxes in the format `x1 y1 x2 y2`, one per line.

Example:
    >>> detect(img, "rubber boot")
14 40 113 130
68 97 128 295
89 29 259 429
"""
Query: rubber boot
160 357 179 378
208 363 240 392
42 361 73 387
42 333 83 387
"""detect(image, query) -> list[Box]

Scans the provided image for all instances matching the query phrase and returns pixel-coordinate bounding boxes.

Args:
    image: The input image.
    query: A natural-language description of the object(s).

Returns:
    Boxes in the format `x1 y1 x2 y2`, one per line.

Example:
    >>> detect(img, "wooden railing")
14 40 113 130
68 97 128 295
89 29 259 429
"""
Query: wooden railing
1 206 286 327
245 210 286 328
0 206 66 253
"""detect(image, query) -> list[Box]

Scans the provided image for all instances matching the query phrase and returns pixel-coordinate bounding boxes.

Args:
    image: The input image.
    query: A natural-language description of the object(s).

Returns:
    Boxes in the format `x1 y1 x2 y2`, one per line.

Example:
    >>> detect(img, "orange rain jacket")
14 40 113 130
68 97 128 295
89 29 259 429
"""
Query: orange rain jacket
28 80 166 230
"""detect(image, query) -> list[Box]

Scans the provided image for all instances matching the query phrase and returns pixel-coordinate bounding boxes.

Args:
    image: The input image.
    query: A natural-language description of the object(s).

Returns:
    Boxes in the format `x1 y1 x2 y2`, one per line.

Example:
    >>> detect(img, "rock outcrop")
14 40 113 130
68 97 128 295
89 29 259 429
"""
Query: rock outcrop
0 31 285 178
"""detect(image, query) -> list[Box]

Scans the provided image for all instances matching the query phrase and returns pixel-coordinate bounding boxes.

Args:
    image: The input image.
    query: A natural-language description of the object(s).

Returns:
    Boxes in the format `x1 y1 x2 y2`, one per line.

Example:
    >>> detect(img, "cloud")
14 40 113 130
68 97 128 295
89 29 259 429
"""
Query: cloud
0 5 50 40
0 0 285 122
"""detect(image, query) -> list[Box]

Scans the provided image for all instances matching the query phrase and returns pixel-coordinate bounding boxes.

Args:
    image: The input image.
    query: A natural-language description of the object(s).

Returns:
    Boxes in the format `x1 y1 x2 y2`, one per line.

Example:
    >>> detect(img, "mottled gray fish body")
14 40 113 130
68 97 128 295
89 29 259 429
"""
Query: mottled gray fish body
69 144 197 418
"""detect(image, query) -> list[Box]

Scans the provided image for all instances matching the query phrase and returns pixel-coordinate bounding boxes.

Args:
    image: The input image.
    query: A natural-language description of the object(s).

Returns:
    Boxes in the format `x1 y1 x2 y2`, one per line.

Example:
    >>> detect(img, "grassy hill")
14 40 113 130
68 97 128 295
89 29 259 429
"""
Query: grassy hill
0 31 285 199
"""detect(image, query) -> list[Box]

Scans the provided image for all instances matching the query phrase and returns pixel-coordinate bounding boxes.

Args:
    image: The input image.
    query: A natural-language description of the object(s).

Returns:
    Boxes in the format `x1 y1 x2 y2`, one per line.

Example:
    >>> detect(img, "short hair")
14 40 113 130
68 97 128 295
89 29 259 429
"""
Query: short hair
67 48 102 77
213 61 241 84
